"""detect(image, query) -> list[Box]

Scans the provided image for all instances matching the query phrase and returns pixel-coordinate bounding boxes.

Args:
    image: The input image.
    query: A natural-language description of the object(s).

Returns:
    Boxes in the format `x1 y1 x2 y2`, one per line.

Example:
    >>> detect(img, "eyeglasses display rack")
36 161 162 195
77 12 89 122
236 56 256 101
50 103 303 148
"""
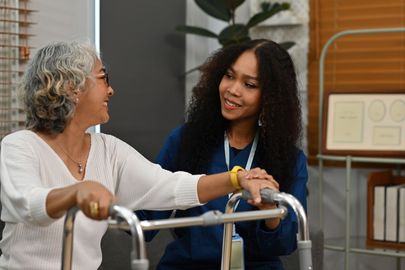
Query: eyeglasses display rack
0 0 36 140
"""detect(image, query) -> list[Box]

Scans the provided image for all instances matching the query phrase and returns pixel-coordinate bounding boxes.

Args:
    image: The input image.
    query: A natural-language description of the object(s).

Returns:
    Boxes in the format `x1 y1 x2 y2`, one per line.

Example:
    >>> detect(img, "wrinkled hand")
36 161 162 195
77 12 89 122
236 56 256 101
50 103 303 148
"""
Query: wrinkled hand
238 167 279 205
239 168 281 229
75 181 117 220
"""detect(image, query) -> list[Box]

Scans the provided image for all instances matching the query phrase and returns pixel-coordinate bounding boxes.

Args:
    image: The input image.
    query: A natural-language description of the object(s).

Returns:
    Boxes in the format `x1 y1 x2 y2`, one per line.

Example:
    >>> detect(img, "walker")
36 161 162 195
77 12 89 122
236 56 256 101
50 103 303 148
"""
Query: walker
61 189 313 270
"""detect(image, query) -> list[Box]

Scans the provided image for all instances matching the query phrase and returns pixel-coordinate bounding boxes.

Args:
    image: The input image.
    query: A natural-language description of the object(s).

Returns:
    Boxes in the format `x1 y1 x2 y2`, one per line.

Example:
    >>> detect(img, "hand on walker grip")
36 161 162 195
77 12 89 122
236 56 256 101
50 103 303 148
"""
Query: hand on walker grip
75 181 116 220
237 168 279 205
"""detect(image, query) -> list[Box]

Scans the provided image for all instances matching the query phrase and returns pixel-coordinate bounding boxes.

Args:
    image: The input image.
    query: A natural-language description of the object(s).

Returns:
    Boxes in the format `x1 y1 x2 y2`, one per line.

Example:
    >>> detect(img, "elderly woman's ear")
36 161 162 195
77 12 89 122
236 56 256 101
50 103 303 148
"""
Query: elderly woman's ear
72 89 81 104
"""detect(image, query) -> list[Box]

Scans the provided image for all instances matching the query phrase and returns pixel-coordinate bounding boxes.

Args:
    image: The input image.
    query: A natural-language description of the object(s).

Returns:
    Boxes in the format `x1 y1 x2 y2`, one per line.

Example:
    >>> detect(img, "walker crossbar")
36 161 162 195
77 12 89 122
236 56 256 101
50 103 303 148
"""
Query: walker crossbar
108 207 287 231
61 189 311 270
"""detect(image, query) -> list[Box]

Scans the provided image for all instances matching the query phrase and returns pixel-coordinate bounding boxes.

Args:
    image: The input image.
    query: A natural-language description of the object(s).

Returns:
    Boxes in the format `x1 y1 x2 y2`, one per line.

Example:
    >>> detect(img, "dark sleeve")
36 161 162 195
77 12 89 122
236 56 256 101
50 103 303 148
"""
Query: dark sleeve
154 126 183 171
135 126 184 241
254 150 308 256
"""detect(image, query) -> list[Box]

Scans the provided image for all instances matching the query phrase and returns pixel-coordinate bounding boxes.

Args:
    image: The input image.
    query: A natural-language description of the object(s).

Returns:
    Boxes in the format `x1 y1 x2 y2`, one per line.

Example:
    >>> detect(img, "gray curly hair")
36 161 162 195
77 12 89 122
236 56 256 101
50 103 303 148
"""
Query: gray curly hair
21 41 99 133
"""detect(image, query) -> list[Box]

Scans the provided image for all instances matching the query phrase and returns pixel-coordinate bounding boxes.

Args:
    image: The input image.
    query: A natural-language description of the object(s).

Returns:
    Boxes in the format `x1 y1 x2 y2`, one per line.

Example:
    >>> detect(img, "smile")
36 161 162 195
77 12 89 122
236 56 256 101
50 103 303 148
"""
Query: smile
225 99 241 108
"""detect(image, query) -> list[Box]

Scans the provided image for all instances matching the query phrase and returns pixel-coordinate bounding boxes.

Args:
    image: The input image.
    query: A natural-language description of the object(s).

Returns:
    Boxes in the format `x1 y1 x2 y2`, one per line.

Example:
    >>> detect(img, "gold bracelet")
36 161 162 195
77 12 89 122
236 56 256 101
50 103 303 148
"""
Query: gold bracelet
230 165 244 190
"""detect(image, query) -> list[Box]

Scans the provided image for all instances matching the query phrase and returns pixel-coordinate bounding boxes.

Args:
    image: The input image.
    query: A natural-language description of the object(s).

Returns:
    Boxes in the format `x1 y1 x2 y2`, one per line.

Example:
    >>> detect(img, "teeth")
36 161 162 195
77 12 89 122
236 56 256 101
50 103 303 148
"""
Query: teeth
225 99 240 107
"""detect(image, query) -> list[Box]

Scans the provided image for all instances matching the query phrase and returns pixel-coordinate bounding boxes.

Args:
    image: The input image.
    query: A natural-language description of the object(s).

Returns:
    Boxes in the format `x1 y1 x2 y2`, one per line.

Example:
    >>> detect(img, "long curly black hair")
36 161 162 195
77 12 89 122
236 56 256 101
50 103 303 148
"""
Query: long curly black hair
177 39 302 192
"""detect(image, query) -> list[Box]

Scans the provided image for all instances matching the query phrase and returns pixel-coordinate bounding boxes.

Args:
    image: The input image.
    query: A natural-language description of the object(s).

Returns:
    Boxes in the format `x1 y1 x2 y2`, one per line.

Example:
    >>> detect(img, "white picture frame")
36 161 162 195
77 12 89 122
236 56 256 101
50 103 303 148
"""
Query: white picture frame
323 92 405 157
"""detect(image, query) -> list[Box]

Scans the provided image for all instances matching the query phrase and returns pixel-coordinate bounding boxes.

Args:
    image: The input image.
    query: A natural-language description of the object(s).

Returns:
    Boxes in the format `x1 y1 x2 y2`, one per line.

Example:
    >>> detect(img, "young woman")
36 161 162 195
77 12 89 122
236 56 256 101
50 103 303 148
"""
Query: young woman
139 39 308 270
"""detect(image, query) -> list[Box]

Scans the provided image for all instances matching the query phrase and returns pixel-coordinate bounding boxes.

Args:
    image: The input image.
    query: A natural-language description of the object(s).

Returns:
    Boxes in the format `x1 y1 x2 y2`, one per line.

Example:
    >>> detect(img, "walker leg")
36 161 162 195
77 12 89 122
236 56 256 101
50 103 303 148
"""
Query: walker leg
298 240 313 270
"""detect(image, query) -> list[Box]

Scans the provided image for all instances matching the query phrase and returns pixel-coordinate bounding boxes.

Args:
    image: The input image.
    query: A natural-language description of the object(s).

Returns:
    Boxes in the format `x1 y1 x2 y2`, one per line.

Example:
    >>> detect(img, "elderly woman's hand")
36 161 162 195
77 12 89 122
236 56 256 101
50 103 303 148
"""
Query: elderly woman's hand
237 167 279 205
238 168 281 229
75 181 117 220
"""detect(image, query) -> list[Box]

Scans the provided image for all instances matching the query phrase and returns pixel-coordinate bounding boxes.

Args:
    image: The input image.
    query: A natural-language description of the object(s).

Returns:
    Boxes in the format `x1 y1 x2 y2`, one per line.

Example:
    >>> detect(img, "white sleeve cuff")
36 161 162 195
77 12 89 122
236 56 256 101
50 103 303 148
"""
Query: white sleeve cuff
174 173 205 209
29 188 57 226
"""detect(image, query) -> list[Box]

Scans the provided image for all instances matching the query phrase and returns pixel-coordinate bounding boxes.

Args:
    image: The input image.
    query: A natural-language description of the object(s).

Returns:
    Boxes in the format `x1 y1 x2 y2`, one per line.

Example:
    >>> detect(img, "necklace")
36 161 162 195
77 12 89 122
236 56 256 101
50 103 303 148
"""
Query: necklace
56 142 85 174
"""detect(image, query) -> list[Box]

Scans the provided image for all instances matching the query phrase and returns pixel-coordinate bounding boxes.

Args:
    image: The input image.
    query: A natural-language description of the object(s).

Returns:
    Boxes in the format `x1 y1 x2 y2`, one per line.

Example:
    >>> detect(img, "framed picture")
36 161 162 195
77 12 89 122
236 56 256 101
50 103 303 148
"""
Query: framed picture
323 92 405 157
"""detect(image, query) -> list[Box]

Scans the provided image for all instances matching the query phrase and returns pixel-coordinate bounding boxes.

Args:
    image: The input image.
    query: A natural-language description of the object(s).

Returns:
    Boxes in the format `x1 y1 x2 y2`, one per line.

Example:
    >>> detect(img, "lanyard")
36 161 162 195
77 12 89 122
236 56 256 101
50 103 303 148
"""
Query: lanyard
224 131 259 237
224 131 259 171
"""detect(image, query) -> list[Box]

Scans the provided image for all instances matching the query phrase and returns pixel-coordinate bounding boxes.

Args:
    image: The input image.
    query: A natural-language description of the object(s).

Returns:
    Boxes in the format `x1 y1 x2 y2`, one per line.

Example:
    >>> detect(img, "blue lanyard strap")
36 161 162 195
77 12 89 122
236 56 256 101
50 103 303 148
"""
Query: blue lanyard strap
224 130 259 236
224 131 259 171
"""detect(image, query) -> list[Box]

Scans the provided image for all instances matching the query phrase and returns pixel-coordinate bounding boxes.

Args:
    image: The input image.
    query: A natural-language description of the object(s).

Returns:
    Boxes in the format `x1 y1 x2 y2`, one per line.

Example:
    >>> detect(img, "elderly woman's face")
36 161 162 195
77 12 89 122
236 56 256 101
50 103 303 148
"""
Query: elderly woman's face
74 59 114 126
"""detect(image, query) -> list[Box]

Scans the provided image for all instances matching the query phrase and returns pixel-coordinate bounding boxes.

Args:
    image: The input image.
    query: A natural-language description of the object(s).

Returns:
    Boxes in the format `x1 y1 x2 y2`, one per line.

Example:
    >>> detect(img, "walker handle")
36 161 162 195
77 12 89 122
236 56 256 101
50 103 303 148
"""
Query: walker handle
241 188 277 203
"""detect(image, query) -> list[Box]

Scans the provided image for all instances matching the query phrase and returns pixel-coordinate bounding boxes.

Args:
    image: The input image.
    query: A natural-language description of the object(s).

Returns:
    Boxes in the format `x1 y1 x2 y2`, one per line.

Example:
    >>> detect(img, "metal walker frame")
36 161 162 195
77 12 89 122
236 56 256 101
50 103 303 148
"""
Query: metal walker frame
61 189 313 270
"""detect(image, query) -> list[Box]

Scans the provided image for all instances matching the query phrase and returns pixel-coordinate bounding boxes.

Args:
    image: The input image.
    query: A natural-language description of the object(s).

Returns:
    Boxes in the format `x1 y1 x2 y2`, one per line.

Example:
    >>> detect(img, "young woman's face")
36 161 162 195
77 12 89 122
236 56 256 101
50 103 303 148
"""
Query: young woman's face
219 50 262 124
75 59 114 126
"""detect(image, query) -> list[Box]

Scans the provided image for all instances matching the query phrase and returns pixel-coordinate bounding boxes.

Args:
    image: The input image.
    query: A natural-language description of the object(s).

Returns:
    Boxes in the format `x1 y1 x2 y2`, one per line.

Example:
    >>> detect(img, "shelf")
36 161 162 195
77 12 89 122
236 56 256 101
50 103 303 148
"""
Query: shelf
317 28 405 270
0 56 29 61
0 0 33 138
0 19 36 25
317 154 405 165
0 44 33 49
0 31 35 37
325 236 405 258
0 6 38 13
0 70 24 74
0 107 24 111
0 120 25 124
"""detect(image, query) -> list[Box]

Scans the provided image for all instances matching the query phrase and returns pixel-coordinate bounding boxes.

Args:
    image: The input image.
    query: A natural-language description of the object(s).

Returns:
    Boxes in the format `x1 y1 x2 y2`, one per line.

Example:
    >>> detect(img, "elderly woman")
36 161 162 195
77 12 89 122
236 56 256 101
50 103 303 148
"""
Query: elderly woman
0 41 275 269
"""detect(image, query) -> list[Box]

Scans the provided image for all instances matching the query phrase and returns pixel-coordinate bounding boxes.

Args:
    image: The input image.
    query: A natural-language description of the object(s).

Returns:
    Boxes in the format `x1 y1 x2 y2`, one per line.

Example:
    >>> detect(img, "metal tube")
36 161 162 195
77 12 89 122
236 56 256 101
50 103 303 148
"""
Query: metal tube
317 154 405 164
270 192 312 270
108 208 286 231
221 192 243 270
274 193 310 241
241 189 312 269
109 205 149 270
61 206 149 270
61 207 79 270
345 157 352 270
244 189 310 241
319 158 324 231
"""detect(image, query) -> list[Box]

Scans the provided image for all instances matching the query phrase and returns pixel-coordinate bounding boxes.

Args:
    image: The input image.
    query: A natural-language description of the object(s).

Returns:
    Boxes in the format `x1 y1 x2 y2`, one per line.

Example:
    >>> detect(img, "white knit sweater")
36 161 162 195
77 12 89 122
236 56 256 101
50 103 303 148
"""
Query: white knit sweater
0 130 201 269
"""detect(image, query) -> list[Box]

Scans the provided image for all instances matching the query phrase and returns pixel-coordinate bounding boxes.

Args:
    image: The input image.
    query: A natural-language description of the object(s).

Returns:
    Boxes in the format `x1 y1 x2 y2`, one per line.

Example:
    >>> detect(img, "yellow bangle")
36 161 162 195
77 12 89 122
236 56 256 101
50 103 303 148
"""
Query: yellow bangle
230 166 244 190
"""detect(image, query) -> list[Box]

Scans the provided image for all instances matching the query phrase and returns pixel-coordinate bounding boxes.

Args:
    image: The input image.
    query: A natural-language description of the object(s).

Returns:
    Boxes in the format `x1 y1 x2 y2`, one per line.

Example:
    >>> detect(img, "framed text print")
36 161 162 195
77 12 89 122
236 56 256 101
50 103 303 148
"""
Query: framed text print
323 92 405 157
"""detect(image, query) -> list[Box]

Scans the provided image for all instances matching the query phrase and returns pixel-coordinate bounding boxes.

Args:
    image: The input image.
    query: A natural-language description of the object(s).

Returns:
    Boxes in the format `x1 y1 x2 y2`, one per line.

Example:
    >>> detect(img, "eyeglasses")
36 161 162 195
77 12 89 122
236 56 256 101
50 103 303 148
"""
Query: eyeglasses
95 70 110 87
